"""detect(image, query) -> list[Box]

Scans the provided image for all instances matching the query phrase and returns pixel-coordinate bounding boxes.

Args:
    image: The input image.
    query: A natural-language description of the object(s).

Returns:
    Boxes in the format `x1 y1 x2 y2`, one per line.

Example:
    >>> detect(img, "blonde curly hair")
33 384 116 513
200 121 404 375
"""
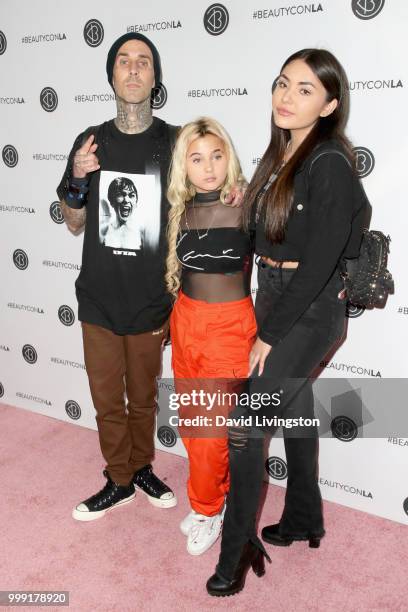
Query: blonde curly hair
166 117 243 298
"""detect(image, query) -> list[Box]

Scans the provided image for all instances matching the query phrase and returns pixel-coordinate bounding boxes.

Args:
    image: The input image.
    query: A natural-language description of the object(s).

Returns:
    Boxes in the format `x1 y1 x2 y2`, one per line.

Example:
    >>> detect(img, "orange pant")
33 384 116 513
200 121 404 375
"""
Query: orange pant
170 291 256 516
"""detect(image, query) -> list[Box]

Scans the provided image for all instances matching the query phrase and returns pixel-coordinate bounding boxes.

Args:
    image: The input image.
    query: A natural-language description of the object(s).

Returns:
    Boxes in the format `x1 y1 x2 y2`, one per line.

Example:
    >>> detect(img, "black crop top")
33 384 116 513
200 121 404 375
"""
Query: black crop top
176 191 252 302
253 140 368 345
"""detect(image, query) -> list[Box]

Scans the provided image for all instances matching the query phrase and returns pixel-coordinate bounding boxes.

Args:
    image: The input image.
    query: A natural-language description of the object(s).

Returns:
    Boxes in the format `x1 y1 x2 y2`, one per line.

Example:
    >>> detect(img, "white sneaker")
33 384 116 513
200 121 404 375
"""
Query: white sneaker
186 510 224 556
180 510 199 536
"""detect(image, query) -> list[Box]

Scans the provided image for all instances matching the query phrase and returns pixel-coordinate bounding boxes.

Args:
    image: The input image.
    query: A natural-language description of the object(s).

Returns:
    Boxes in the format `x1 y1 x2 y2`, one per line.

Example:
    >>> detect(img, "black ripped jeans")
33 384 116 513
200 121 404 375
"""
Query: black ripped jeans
216 262 347 581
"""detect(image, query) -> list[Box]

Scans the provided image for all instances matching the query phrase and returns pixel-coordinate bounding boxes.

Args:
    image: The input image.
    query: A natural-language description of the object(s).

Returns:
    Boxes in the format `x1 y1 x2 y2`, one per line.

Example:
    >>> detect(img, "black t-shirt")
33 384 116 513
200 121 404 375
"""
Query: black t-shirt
57 117 178 335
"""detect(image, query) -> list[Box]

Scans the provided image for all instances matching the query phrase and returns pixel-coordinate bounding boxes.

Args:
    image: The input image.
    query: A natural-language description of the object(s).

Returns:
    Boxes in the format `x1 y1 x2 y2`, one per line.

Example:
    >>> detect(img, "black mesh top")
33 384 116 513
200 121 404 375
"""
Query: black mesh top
176 191 252 302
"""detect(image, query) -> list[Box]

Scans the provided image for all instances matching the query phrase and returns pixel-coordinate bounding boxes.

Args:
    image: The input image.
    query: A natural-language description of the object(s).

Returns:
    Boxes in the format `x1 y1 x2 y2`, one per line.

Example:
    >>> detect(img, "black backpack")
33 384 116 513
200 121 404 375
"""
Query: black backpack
343 229 394 308
309 150 394 309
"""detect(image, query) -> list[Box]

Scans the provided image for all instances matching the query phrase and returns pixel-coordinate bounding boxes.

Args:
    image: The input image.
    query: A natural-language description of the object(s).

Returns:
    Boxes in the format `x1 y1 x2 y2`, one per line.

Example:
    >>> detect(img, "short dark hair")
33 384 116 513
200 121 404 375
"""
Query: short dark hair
108 177 138 207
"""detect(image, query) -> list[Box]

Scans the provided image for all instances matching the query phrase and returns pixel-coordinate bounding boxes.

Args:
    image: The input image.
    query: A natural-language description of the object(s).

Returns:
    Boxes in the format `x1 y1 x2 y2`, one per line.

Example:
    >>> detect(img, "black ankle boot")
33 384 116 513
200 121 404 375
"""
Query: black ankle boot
261 523 323 548
206 541 271 597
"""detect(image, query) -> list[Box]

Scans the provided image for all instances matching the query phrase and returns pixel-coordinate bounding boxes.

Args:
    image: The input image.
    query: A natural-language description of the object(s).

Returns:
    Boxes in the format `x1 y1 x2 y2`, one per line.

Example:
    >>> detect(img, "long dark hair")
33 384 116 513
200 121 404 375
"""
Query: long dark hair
243 48 354 242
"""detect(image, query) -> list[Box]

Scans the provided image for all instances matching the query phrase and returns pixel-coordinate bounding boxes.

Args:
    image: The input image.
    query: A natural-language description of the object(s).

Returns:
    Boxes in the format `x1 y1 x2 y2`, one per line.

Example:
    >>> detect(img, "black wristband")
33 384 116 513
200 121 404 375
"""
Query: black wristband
70 176 89 186
68 177 89 195
65 190 87 209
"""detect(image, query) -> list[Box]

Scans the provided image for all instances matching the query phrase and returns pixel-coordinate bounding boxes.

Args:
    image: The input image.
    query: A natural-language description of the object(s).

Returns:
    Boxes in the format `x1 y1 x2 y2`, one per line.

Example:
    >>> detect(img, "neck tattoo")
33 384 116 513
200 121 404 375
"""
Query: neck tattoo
114 97 153 134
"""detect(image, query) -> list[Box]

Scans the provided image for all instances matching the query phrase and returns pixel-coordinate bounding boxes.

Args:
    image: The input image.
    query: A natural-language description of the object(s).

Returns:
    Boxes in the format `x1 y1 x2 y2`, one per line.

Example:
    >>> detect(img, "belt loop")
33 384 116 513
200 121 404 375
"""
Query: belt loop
278 261 283 288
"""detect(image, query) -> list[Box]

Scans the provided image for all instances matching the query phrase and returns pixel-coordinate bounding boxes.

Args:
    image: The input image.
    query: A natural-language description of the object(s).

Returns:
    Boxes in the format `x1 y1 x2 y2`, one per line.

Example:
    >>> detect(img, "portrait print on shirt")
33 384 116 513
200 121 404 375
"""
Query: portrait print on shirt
98 171 159 251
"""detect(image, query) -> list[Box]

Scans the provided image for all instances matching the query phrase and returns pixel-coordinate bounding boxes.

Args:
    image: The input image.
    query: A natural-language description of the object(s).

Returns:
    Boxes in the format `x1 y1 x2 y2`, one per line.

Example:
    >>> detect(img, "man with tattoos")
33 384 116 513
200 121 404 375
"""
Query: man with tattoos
57 33 178 520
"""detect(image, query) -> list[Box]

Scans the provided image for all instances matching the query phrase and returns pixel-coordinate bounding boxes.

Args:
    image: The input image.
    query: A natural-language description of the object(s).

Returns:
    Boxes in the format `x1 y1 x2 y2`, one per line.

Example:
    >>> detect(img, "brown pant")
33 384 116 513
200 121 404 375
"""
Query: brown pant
82 321 167 485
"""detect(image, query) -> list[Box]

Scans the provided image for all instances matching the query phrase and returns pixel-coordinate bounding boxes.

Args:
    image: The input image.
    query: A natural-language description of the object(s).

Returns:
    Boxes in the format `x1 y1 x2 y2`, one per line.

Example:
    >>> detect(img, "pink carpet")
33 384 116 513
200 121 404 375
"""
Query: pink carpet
1 403 407 612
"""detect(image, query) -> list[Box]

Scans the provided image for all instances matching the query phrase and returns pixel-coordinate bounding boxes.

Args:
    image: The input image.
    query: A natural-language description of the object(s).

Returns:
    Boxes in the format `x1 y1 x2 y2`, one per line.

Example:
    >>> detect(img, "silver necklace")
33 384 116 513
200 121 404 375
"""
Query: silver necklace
185 197 219 240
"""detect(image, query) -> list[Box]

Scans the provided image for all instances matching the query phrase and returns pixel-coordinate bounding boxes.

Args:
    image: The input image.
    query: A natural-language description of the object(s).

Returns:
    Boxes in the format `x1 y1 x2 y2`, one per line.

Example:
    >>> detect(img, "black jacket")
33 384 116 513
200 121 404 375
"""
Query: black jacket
256 139 368 345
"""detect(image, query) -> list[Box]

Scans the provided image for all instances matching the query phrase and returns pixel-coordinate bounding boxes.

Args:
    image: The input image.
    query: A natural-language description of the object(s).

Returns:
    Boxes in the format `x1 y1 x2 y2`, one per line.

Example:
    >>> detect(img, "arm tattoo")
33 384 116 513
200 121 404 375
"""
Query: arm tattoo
60 200 86 233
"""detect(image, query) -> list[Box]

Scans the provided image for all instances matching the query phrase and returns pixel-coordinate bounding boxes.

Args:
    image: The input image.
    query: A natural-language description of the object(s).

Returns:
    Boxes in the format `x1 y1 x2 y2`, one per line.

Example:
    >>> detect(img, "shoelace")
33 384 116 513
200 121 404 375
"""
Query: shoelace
88 470 132 505
190 516 215 542
89 480 116 505
137 467 169 493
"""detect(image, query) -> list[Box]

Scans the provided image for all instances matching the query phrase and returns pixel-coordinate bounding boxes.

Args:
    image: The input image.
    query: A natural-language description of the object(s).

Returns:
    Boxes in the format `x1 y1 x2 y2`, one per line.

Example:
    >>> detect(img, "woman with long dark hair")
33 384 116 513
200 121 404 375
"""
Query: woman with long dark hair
206 48 368 597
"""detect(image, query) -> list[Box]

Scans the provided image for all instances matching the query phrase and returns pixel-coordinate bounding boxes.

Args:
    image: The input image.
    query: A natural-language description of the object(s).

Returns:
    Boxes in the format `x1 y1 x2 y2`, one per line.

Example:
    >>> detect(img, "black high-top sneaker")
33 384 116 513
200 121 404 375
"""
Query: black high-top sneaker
133 464 177 508
72 470 135 521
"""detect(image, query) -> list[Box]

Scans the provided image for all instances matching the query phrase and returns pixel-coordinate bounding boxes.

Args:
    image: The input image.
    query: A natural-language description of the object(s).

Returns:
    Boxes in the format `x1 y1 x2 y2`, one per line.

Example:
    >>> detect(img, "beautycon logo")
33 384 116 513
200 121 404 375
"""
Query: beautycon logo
13 249 29 270
265 456 288 480
83 19 104 47
349 79 402 92
204 3 229 35
0 382 4 398
51 356 85 370
65 400 81 420
22 344 37 364
42 259 81 271
40 87 58 112
351 0 385 20
353 146 375 178
58 305 75 326
157 425 177 447
49 201 64 224
320 359 381 377
319 477 373 499
346 302 366 318
403 497 408 517
0 31 7 54
151 83 167 110
2 145 18 168
127 20 182 34
331 415 358 442
32 153 68 161
252 4 323 19
187 87 248 99
16 391 51 406
74 93 115 103
0 204 34 214
21 32 67 44
0 97 25 105
388 437 408 448
8 302 44 315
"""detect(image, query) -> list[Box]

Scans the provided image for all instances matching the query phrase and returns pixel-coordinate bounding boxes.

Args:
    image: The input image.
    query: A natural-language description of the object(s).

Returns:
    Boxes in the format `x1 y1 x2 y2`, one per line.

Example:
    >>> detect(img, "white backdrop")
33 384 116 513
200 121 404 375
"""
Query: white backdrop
1 0 407 524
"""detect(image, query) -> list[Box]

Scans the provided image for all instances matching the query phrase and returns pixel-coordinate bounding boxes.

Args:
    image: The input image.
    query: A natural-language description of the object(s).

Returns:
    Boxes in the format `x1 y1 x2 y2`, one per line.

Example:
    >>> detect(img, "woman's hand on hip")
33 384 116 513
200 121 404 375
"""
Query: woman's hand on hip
249 337 272 377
